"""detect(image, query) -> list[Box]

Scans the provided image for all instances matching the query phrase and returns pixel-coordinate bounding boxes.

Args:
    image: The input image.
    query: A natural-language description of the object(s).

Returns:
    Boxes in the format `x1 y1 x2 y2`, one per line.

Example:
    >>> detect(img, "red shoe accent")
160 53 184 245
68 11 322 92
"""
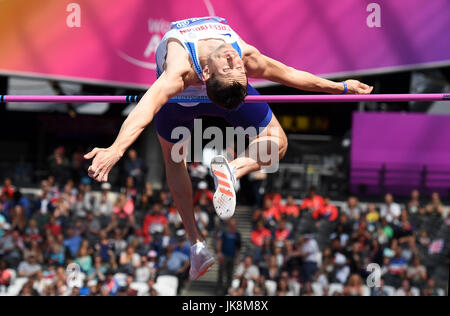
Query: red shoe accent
214 171 228 180
191 261 215 281
218 179 231 188
219 187 234 197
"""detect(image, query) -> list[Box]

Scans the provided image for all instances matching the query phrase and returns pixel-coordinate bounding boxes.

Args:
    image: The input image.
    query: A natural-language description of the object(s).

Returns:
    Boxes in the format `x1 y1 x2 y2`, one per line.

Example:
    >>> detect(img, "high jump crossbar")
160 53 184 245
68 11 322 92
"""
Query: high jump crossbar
1 94 449 104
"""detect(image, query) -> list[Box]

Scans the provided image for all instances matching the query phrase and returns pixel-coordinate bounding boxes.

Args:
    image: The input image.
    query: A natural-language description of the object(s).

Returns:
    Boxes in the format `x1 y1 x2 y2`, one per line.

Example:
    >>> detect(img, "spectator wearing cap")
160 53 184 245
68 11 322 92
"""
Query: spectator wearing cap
333 252 350 284
174 230 190 257
216 219 241 295
194 181 213 205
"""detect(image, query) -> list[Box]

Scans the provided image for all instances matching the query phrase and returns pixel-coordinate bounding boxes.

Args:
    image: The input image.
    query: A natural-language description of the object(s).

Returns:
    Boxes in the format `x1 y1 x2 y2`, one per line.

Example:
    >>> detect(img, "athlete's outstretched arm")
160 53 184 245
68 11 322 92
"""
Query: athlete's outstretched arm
242 42 373 94
84 40 192 182
83 72 185 182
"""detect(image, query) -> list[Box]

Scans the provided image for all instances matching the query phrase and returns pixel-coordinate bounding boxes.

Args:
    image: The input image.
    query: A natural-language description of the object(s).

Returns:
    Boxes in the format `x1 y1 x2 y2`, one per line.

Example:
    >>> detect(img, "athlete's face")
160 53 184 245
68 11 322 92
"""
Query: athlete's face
204 43 247 86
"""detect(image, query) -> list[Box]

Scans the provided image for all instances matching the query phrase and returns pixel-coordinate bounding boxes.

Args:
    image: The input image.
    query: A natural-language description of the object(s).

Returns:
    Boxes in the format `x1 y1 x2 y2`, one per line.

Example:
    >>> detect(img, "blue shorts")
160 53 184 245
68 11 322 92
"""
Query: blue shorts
155 85 273 143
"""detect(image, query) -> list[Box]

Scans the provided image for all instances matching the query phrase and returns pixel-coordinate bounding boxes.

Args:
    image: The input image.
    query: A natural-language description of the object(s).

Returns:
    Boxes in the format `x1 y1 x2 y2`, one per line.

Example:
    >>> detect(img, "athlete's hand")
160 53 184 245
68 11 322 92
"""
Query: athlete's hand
84 146 122 182
345 80 373 94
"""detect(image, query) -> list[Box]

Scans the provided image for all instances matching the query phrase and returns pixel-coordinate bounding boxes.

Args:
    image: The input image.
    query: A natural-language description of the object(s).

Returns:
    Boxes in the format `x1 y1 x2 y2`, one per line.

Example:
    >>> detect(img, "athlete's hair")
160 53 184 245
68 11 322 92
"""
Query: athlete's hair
206 74 248 110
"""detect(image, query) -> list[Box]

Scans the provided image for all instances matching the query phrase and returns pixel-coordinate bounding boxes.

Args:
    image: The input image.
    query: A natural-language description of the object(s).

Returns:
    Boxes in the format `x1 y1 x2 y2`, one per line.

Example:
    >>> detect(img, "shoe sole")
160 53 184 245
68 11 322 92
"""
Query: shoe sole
190 257 216 281
211 156 236 220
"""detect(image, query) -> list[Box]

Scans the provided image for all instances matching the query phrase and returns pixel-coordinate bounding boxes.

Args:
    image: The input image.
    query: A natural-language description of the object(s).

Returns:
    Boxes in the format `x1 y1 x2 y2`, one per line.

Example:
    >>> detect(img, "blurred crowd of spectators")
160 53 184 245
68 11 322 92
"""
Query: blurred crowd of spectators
0 146 449 297
0 147 218 296
225 188 449 296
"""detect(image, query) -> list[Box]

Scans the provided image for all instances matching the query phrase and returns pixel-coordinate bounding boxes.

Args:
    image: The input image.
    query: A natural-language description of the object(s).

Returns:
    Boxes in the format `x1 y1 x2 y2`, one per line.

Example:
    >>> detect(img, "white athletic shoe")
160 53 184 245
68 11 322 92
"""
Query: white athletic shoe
210 155 237 220
190 241 216 281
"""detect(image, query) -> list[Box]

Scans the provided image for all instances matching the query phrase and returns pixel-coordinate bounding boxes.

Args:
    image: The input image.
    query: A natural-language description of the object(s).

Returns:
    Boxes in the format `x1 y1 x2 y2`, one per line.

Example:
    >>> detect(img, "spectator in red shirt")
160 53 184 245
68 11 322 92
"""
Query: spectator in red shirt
280 195 300 218
301 187 325 212
142 203 168 244
45 216 62 237
262 198 281 222
0 260 12 290
193 181 213 205
251 221 272 247
264 191 282 209
312 197 338 222
1 178 15 200
275 220 291 241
